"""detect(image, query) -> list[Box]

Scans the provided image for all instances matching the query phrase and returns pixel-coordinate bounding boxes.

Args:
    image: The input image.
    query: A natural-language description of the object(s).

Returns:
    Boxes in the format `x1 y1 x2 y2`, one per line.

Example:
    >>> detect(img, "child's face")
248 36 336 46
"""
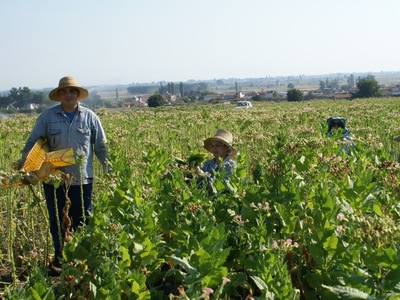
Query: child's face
209 140 230 159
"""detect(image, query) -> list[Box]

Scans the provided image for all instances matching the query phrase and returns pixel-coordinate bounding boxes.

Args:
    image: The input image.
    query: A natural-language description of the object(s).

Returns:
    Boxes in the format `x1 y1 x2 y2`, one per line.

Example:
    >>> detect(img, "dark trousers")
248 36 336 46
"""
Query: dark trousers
43 182 93 266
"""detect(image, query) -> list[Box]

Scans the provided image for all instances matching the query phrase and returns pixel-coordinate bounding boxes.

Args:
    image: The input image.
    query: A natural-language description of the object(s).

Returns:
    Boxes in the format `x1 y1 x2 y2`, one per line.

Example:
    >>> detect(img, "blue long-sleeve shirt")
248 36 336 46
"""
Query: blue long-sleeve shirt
21 104 108 185
200 156 236 180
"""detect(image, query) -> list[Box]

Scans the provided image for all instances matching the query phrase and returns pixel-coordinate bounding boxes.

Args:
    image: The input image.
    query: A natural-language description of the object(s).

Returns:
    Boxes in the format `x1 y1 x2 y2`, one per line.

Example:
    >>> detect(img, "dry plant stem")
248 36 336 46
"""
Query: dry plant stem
6 188 16 285
27 187 36 252
78 154 86 225
40 201 51 266
29 185 51 266
61 183 72 244
53 187 62 261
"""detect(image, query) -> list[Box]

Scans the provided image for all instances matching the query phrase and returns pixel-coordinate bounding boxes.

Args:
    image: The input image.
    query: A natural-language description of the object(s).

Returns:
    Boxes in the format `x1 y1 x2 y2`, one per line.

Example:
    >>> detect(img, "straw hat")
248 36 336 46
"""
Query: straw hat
203 129 237 158
48 76 89 101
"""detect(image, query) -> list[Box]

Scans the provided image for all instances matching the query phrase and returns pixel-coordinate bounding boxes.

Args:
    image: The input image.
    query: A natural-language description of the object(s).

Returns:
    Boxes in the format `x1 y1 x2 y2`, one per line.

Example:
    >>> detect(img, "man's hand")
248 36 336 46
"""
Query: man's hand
11 160 23 171
22 173 39 185
34 162 55 180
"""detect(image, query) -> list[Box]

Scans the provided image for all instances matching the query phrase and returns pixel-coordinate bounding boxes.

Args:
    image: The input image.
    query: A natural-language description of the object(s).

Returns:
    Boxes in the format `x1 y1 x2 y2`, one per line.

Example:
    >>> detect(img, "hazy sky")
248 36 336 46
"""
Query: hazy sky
1 0 399 91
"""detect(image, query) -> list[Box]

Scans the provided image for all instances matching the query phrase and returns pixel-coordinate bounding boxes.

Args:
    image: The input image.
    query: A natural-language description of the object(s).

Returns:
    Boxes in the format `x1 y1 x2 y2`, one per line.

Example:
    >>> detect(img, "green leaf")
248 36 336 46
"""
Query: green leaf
27 287 41 300
322 284 373 299
90 282 97 299
347 176 353 189
383 268 400 291
119 245 131 267
373 203 382 216
71 244 90 260
274 203 290 230
250 275 268 291
167 255 199 277
323 232 338 254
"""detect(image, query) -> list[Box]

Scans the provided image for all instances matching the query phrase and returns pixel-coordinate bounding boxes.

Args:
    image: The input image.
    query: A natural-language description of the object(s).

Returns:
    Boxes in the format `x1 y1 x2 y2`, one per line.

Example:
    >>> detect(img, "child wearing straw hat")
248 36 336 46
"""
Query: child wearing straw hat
196 129 237 183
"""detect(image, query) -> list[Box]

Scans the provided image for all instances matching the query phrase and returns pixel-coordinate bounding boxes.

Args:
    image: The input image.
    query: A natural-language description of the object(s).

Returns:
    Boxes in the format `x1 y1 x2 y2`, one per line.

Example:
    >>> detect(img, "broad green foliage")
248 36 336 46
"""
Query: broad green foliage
2 99 400 299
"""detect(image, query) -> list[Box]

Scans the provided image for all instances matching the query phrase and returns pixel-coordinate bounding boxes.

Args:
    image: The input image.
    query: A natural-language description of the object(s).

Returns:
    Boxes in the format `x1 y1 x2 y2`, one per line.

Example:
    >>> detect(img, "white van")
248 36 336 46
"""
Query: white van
235 101 253 108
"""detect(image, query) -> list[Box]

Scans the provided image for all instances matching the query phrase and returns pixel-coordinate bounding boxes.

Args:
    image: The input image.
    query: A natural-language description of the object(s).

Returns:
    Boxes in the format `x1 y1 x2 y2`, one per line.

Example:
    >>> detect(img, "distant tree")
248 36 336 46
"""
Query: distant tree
83 90 104 109
328 78 339 89
181 96 192 103
340 84 352 92
199 82 208 92
148 94 166 107
319 80 326 90
347 74 355 87
188 89 201 100
251 95 263 101
159 83 166 94
351 76 381 99
303 91 315 101
179 82 184 97
167 82 175 94
127 85 157 94
287 83 295 89
103 99 115 108
287 88 303 102
8 87 45 108
0 95 13 108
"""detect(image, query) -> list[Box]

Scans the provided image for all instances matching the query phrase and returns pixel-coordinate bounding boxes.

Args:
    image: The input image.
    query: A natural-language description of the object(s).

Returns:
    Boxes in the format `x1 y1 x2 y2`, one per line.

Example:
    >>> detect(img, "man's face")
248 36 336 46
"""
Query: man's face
58 87 79 111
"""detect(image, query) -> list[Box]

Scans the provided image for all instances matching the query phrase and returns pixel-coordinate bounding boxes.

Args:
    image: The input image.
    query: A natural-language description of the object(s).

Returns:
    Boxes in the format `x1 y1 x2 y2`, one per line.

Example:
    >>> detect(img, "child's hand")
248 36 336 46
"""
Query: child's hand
195 166 210 177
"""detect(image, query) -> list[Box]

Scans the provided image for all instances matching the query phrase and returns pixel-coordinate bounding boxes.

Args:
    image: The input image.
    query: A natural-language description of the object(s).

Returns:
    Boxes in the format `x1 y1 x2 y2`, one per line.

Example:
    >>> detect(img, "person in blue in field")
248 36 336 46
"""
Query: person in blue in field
326 117 354 153
20 76 109 275
195 129 237 194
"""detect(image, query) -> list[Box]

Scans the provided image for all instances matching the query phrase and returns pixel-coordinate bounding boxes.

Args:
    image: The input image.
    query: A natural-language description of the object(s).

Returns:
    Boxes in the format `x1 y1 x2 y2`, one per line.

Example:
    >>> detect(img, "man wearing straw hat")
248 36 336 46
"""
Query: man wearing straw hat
20 76 109 273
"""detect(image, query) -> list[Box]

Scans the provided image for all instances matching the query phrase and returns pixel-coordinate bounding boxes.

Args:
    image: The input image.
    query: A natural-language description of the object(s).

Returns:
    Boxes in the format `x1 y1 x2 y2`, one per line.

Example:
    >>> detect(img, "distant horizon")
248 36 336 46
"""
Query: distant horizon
2 70 400 94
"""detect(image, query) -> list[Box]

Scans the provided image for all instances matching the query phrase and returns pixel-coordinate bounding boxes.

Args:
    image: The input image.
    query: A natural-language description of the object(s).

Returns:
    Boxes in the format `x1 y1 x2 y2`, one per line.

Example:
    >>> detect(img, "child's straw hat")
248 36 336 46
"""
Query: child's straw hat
203 129 237 158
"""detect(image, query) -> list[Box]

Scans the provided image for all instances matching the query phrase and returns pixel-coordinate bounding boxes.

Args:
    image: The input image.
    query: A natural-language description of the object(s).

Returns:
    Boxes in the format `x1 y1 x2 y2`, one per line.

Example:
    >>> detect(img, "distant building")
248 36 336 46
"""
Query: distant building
23 103 39 110
278 92 287 98
163 92 176 102
203 94 221 102
222 92 244 100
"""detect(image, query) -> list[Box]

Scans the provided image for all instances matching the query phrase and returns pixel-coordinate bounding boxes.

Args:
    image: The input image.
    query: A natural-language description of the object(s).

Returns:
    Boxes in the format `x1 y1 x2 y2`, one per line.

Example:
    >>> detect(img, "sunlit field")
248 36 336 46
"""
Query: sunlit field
1 98 400 299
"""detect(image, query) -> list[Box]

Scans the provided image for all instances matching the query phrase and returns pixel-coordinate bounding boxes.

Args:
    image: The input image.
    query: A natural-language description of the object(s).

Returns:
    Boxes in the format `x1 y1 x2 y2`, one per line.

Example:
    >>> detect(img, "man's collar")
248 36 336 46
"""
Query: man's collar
56 103 81 114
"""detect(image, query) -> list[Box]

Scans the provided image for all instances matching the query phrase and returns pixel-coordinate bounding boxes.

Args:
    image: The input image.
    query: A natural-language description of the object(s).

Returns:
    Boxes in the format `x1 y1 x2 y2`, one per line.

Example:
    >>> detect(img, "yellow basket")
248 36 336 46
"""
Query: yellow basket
23 138 75 172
